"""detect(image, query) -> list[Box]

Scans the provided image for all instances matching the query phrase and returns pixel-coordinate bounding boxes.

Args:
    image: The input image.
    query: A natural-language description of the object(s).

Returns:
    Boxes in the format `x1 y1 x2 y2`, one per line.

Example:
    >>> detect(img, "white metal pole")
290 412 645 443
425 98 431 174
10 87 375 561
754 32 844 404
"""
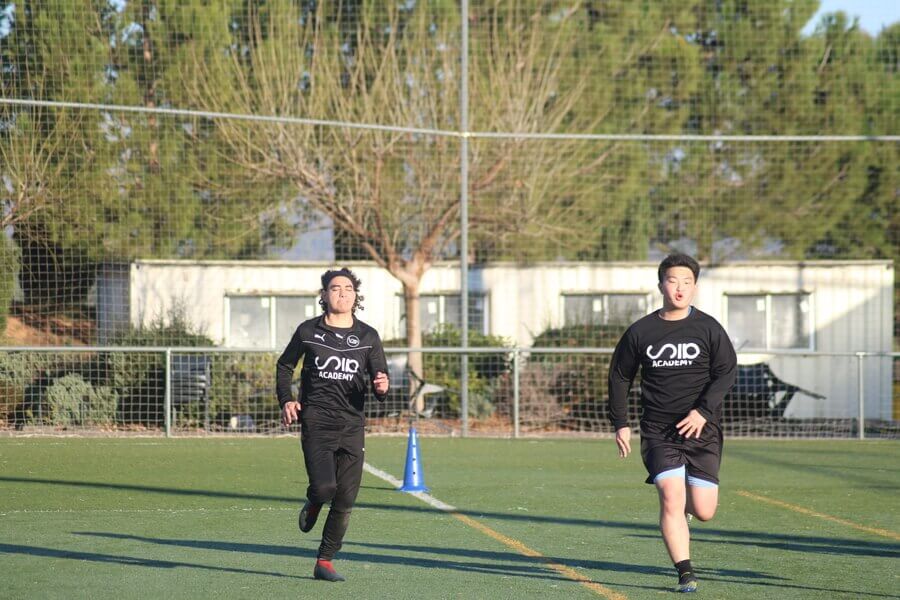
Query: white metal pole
164 349 172 438
459 0 470 437
856 352 865 440
513 349 520 439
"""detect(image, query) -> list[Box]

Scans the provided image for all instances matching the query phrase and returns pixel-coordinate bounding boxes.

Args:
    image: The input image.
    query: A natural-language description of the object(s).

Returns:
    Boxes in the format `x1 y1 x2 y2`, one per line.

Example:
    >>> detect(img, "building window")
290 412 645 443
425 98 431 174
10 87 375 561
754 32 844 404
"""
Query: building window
275 297 319 348
726 293 813 351
401 293 489 335
563 293 651 326
227 295 318 348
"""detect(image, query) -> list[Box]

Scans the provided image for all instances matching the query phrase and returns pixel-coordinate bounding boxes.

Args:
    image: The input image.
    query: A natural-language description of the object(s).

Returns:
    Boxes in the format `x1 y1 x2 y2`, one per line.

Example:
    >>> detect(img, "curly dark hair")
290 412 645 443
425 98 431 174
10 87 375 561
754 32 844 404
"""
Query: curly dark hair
318 267 365 314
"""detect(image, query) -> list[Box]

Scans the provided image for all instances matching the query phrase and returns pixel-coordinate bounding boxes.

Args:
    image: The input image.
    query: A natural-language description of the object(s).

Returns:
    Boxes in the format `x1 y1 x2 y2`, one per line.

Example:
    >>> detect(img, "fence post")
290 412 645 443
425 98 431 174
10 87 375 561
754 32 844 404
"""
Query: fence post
513 348 520 439
461 354 469 438
164 348 172 438
458 0 470 440
856 352 865 440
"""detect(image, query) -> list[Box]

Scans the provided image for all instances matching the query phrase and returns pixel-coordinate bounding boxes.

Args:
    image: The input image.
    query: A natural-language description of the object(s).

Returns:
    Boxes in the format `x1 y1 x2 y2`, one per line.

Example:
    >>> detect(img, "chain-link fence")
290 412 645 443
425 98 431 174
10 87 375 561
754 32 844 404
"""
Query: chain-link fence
2 347 896 439
0 1 897 438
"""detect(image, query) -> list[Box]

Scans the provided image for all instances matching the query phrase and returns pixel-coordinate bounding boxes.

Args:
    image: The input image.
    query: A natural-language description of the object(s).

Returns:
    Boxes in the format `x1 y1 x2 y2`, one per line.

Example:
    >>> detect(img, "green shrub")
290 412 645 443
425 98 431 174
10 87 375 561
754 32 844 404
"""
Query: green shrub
420 325 513 381
107 306 214 426
491 361 570 429
207 352 279 430
387 325 513 418
530 323 628 352
0 352 55 425
526 323 631 431
45 374 118 427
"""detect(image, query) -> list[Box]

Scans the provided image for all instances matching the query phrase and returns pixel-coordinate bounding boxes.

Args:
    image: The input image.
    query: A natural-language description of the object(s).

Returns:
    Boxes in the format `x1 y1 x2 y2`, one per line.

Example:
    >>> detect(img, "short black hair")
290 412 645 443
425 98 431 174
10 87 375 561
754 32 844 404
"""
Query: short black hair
318 267 365 314
657 253 700 283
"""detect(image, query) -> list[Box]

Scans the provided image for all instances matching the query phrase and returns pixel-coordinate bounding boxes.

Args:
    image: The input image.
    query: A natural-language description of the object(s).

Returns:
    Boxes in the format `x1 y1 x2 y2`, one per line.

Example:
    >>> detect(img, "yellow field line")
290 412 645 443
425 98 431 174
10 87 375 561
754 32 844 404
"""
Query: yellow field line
451 512 628 600
363 462 626 598
737 490 900 541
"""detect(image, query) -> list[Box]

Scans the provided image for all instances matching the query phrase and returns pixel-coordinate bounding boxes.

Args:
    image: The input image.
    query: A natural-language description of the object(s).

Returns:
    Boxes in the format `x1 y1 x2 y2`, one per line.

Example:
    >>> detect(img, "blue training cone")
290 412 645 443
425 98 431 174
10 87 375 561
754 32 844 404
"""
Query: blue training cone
398 427 429 492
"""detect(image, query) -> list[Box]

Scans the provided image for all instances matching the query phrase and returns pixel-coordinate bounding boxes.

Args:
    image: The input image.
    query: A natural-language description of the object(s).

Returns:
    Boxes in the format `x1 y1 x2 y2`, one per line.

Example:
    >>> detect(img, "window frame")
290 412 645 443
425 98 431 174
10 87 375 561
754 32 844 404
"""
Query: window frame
561 292 653 327
225 293 319 348
724 292 815 351
398 291 490 335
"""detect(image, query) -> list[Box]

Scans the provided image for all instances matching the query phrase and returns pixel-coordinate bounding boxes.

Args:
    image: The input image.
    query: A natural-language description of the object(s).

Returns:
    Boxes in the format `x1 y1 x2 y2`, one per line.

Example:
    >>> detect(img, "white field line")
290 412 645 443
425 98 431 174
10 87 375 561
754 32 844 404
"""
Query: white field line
362 462 456 511
362 462 627 600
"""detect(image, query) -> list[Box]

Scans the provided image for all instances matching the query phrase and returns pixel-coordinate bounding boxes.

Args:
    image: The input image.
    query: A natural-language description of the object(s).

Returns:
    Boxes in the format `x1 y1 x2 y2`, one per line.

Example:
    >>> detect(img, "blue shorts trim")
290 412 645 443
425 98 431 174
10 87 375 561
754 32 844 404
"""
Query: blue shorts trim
653 465 719 488
687 475 718 488
653 465 685 483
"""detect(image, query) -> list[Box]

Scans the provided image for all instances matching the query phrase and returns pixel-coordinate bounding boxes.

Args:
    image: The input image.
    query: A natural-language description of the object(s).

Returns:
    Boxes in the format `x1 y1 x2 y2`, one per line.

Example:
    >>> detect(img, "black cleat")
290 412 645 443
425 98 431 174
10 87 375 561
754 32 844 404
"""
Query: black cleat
677 571 698 593
313 560 345 582
298 501 322 533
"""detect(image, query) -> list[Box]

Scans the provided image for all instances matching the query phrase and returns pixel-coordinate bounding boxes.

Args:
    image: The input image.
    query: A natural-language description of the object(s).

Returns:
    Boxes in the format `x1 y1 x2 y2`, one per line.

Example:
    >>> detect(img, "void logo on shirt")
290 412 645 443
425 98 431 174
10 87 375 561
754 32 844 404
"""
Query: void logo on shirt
314 355 359 381
646 342 700 367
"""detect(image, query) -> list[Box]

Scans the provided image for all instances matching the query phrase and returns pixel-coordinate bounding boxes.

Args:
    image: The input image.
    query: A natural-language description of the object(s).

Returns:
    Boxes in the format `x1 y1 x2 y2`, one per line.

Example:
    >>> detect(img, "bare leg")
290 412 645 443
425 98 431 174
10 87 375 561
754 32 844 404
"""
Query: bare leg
686 483 719 522
656 477 690 563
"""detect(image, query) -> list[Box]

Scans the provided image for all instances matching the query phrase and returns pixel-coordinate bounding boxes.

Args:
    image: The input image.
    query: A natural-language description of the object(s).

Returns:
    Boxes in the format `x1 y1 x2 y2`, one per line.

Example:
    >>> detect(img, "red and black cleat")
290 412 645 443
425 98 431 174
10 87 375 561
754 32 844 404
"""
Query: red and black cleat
313 559 346 582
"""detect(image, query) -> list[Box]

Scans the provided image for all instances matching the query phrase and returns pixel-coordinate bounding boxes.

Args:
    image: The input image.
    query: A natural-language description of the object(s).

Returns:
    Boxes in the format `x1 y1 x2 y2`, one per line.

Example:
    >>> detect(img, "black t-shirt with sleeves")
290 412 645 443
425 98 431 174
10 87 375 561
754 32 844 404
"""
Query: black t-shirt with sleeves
276 314 388 425
607 307 737 429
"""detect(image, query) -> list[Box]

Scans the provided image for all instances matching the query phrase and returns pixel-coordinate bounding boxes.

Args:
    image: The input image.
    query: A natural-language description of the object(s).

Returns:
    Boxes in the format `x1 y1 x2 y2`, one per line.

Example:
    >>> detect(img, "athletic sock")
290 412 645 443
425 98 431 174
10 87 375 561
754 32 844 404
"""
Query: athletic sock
675 559 698 592
675 559 697 584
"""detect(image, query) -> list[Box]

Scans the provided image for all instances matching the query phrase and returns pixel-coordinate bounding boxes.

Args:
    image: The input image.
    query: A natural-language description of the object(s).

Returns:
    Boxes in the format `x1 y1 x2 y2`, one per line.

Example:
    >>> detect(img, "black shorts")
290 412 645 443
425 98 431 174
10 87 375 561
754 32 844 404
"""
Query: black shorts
640 420 723 485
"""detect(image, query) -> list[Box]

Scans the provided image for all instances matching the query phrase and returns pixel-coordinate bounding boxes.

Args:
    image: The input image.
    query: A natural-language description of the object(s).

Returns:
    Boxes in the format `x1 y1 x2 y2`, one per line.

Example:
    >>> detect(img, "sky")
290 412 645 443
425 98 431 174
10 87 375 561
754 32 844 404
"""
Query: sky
804 0 899 35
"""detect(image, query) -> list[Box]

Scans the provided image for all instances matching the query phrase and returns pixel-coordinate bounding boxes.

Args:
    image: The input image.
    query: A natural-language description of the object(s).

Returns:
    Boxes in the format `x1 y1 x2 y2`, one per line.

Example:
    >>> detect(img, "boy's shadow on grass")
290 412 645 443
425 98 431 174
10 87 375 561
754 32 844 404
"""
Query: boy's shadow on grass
65 532 899 597
70 531 593 584
4 475 896 560
0 542 304 580
346 541 900 597
627 531 900 560
4 476 898 593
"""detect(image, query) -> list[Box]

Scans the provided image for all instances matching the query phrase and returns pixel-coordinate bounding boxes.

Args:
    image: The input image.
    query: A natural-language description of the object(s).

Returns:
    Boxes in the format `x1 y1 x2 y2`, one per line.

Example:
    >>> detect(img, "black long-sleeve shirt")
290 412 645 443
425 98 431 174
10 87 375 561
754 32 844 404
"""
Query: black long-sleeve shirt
607 307 737 429
276 314 388 425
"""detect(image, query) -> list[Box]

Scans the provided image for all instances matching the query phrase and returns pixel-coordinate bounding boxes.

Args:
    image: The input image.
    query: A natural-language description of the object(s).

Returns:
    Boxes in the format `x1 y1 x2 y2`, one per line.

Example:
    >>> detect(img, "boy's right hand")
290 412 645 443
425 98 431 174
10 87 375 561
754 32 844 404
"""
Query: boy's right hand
281 400 301 426
615 426 631 458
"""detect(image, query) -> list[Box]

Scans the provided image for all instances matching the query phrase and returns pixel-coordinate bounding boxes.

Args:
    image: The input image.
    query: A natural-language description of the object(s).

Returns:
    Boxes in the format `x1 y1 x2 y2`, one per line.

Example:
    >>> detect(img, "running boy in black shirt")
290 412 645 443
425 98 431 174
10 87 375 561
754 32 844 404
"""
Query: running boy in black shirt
277 267 389 582
608 254 736 593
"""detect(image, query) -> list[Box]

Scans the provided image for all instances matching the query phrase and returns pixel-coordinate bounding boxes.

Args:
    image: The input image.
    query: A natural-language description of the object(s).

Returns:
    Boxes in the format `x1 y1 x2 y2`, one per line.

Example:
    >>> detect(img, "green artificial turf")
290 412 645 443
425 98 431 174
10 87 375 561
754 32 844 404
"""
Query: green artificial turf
0 437 897 599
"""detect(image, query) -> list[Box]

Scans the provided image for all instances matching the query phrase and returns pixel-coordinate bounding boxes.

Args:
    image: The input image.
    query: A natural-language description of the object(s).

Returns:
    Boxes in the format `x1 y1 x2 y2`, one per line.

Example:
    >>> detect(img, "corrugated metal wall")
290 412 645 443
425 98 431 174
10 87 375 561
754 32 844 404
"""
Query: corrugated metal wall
124 259 894 418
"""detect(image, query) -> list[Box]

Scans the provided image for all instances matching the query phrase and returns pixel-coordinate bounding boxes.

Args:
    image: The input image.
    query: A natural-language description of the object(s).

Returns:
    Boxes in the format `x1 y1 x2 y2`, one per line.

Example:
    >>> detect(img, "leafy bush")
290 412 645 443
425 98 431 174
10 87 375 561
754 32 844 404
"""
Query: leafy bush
530 323 628 351
0 352 58 426
106 306 214 426
491 362 570 430
45 374 118 427
206 352 279 430
386 325 513 418
526 323 632 431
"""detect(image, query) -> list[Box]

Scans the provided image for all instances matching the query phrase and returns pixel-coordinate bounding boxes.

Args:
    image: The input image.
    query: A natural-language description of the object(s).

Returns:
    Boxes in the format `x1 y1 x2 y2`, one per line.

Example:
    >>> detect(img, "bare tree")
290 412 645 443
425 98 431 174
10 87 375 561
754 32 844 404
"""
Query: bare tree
0 103 86 232
180 2 610 391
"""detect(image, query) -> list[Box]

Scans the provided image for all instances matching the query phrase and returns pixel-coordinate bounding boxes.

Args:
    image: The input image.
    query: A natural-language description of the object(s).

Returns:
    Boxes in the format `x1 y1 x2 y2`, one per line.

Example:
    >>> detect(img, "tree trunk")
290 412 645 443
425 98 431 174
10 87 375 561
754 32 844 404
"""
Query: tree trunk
402 279 425 413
